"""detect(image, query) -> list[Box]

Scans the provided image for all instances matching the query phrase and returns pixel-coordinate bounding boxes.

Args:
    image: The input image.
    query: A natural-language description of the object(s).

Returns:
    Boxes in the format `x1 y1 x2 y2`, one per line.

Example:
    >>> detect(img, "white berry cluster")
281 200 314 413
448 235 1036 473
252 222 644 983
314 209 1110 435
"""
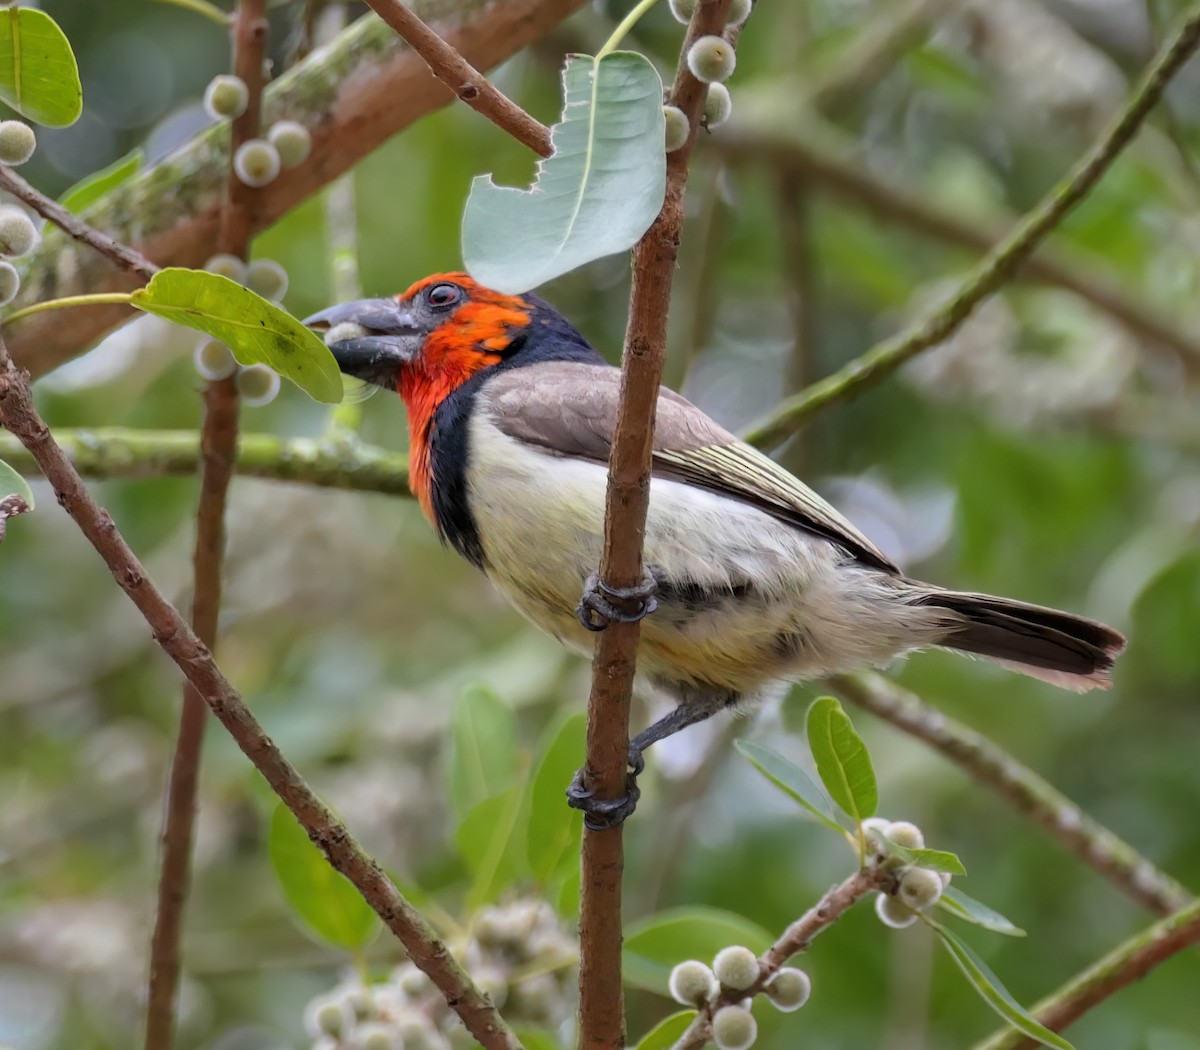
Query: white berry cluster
203 74 313 188
661 0 748 152
864 818 951 929
0 119 40 307
302 898 577 1050
668 944 811 1050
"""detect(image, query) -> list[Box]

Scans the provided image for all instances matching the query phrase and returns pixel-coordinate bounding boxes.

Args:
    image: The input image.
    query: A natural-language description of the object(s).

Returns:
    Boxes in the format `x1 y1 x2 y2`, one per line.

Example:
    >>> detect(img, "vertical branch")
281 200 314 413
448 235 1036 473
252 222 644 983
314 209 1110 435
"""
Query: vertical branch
144 4 267 1048
577 4 736 1049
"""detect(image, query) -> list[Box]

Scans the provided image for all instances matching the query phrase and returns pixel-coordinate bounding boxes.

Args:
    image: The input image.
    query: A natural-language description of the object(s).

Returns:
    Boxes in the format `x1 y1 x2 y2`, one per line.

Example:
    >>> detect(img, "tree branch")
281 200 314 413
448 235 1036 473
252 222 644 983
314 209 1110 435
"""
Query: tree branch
971 897 1200 1050
0 344 517 1050
742 5 1200 450
362 0 552 156
832 672 1192 915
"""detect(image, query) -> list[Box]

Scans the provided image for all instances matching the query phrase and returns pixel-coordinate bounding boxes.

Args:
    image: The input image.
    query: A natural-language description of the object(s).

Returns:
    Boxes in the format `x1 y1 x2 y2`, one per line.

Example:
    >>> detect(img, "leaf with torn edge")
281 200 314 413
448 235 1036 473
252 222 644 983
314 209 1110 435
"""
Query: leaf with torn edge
0 8 83 127
462 51 666 294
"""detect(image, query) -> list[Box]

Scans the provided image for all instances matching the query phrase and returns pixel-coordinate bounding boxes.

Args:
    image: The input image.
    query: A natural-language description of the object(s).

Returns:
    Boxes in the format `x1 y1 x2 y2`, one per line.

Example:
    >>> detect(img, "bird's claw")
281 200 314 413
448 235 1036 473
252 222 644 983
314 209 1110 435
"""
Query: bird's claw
566 746 645 830
577 572 658 632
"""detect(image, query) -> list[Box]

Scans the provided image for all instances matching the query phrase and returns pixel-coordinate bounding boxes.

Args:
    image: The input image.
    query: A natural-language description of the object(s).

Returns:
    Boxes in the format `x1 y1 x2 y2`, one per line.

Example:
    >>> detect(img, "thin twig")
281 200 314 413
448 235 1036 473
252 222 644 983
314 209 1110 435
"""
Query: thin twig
362 0 552 156
578 4 737 1048
742 6 1200 450
0 165 158 280
971 897 1200 1050
832 672 1192 915
0 338 518 1050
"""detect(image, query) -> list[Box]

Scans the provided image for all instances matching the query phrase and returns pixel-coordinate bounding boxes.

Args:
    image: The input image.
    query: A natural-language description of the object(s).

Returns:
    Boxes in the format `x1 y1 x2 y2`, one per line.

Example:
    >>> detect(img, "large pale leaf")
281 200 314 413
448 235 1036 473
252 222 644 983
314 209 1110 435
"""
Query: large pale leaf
623 907 772 994
526 714 585 883
462 51 665 293
447 684 518 821
129 268 343 404
455 785 528 910
806 696 877 823
60 149 142 214
0 8 82 127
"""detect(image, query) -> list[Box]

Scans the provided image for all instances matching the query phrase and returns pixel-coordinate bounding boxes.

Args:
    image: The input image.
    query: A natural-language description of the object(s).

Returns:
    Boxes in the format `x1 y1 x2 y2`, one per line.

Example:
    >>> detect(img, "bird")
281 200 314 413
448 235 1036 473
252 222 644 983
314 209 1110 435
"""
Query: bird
304 273 1127 828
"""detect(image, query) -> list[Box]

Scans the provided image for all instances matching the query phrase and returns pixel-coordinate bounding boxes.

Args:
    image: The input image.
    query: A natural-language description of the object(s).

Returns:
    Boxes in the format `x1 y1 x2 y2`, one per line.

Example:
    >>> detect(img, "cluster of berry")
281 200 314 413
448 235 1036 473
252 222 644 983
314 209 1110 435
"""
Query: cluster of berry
204 75 313 188
0 120 41 306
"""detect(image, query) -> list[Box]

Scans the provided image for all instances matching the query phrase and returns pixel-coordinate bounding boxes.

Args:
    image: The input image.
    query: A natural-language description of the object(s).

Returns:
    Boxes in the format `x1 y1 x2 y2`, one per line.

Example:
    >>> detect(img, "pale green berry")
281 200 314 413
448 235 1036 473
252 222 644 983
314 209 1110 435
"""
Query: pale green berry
703 82 732 128
727 0 753 25
884 821 925 849
0 261 19 306
669 959 718 1005
246 258 288 301
862 817 890 835
236 363 280 406
668 0 696 23
509 972 560 1021
303 995 353 1038
323 321 368 349
765 967 811 1012
396 1014 439 1050
898 867 944 911
394 961 432 999
0 207 37 257
204 74 249 120
473 964 509 1010
0 121 36 165
355 1021 401 1050
713 945 759 991
203 253 247 283
711 1005 757 1050
233 139 281 188
663 105 690 152
687 35 736 84
193 338 237 380
875 892 918 929
268 120 313 168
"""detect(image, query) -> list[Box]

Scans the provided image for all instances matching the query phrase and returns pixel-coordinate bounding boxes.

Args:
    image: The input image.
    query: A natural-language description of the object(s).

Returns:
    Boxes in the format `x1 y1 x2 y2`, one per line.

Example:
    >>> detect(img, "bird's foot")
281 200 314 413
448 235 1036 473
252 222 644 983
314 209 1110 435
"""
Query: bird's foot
566 746 645 830
577 572 658 632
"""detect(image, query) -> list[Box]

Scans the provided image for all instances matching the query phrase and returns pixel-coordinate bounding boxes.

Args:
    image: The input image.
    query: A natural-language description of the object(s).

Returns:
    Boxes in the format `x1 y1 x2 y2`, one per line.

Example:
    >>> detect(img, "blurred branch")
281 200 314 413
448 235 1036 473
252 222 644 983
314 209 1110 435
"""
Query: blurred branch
6 0 589 380
579 3 737 1047
971 897 1200 1050
776 170 816 396
832 672 1193 915
0 338 518 1050
362 0 552 156
742 7 1200 450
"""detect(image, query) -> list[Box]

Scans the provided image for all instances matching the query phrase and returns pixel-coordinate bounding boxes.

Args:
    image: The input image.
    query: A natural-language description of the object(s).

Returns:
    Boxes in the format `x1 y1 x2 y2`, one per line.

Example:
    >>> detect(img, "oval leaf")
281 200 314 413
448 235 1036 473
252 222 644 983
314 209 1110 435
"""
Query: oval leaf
455 785 528 910
527 714 586 883
462 51 666 294
0 458 34 510
448 684 518 820
806 696 878 822
932 922 1074 1050
267 803 379 951
938 886 1026 937
60 149 142 214
624 907 773 994
129 268 343 404
0 8 83 127
636 1011 698 1050
734 738 846 835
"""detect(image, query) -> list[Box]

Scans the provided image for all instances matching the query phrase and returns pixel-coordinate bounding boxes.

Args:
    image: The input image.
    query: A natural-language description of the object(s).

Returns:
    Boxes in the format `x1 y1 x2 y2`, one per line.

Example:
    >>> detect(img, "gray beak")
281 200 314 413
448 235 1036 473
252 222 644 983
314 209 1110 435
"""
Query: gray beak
303 298 421 389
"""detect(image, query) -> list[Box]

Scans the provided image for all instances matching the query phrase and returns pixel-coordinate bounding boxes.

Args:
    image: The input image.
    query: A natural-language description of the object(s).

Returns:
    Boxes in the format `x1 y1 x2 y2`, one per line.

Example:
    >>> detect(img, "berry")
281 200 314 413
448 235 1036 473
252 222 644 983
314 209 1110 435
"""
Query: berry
246 258 288 301
203 253 247 284
884 821 925 849
355 1021 401 1050
727 0 753 25
669 959 718 1005
473 965 509 1010
875 893 918 929
233 139 281 188
668 0 696 22
0 261 19 306
396 1014 439 1050
0 207 37 257
765 967 811 1012
508 972 561 1022
711 1005 757 1050
268 120 313 168
0 121 36 165
236 363 281 406
663 105 690 152
303 995 353 1038
394 962 432 1000
703 83 732 128
861 816 890 834
687 35 736 84
713 945 759 991
193 338 237 381
204 76 249 120
898 867 944 911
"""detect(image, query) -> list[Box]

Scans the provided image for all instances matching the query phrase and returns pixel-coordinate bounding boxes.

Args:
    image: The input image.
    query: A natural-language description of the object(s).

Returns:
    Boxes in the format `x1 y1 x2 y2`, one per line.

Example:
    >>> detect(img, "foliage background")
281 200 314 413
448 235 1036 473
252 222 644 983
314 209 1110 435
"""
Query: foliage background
2 0 1200 1047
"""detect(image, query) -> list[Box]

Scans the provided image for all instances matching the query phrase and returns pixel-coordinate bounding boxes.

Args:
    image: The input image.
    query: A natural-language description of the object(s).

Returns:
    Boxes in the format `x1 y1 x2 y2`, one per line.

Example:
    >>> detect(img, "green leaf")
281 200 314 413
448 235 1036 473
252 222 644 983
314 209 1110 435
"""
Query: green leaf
635 1011 698 1050
623 907 773 994
462 51 666 294
513 1029 564 1050
0 8 82 127
60 150 142 214
448 685 518 821
806 696 878 822
734 739 846 835
527 714 586 883
932 922 1074 1050
129 268 343 404
267 803 379 951
938 886 1026 937
870 832 967 876
556 868 581 919
0 458 34 510
455 785 528 909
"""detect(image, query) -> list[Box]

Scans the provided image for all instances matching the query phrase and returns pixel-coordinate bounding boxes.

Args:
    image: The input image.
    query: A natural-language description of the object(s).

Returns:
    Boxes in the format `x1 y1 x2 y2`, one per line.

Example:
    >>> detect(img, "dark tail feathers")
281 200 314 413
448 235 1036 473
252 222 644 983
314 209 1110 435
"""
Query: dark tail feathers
912 589 1126 692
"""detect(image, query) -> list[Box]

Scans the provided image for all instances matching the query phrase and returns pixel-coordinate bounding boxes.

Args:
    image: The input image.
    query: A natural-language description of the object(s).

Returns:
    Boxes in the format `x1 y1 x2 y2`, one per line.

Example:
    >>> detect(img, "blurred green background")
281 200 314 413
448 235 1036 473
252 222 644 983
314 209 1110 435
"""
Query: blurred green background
2 0 1200 1047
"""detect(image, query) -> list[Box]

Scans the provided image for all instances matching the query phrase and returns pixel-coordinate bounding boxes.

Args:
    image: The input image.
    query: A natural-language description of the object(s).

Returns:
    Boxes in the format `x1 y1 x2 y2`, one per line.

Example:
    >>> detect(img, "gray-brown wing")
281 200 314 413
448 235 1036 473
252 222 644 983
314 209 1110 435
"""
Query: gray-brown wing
484 361 898 573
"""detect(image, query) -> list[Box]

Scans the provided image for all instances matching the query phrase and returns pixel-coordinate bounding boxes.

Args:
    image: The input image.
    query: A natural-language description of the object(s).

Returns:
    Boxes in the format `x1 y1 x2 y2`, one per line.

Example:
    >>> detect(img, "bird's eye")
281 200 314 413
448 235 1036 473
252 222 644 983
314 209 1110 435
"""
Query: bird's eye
426 283 461 309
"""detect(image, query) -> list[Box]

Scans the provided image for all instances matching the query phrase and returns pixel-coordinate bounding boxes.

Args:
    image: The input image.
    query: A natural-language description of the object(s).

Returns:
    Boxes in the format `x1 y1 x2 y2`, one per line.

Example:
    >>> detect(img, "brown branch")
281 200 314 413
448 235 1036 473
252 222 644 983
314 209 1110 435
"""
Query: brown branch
577 4 737 1049
362 0 552 156
0 339 518 1049
0 165 158 280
